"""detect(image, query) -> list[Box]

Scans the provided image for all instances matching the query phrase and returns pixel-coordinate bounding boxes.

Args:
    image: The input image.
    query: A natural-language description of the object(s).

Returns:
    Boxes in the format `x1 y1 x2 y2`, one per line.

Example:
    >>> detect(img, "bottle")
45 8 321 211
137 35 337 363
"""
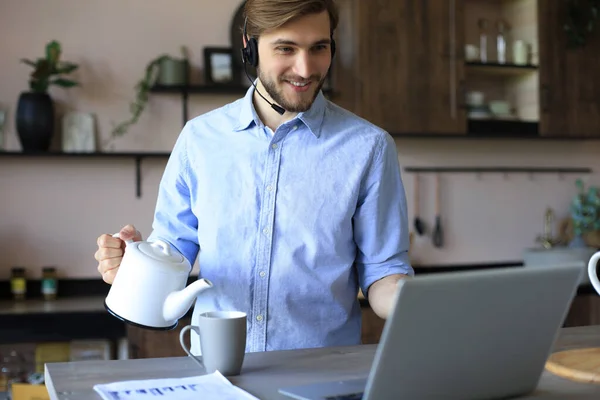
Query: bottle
10 267 26 300
41 267 58 300
478 18 489 63
496 20 507 64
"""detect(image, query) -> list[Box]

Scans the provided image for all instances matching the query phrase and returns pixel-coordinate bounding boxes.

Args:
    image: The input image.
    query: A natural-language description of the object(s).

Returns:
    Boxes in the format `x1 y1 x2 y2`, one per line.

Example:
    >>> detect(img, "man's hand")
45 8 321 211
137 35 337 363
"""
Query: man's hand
366 274 409 319
95 224 143 284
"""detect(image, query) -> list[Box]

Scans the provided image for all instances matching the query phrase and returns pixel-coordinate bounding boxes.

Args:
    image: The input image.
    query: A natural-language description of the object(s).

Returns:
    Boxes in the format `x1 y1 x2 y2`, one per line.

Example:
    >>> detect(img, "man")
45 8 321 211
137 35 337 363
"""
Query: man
95 0 413 354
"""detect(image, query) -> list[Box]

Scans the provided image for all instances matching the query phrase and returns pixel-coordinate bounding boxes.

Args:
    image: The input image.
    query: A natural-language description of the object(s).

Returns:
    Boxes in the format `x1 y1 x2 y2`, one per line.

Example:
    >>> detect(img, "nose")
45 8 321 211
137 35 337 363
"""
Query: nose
293 51 314 79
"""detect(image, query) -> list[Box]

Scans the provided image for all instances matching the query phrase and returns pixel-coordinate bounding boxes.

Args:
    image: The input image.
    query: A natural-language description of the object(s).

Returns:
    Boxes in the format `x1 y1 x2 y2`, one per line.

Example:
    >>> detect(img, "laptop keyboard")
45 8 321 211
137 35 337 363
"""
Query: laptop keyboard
324 393 363 400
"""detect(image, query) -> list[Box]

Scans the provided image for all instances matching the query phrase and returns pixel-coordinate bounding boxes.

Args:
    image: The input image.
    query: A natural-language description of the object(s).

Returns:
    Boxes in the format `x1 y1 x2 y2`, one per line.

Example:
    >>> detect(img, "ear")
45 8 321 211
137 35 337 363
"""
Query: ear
242 33 248 47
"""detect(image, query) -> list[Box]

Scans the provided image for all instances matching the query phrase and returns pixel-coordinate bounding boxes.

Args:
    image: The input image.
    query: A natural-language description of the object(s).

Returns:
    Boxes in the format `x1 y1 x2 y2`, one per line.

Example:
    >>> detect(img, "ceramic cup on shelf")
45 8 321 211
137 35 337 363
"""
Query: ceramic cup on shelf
513 40 530 65
587 251 600 295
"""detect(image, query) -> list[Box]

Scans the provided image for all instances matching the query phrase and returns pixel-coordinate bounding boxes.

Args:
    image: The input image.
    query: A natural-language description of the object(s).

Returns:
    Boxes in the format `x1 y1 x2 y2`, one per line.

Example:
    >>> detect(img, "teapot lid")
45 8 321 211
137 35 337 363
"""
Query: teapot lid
136 240 186 268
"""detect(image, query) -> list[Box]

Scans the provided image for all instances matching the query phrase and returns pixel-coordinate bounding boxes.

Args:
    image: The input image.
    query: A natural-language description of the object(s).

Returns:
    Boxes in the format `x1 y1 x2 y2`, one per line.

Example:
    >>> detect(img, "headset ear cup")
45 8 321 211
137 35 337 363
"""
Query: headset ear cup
247 37 259 68
331 38 336 59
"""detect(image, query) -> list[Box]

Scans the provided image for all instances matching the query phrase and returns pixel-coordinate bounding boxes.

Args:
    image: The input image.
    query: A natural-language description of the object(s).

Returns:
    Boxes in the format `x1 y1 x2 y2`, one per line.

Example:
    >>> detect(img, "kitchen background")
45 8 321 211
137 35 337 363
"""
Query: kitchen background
1 0 599 280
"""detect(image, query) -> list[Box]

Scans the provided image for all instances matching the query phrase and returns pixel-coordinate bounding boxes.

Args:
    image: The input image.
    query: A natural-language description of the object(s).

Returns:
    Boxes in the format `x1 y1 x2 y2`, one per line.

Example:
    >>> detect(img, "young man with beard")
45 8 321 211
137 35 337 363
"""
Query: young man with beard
95 0 413 354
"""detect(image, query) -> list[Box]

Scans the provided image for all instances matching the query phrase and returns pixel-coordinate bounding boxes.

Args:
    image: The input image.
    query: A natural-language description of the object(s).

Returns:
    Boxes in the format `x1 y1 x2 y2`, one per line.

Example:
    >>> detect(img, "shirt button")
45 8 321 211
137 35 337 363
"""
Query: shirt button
256 315 264 322
271 143 278 149
292 125 298 131
259 271 266 278
266 185 273 192
263 228 270 235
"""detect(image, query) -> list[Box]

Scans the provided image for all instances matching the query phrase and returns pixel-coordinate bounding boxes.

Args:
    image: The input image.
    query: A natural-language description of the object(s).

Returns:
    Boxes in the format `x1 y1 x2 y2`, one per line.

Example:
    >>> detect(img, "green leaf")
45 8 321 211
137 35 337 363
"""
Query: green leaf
20 58 37 68
51 78 78 88
56 62 78 74
45 40 61 63
31 59 52 80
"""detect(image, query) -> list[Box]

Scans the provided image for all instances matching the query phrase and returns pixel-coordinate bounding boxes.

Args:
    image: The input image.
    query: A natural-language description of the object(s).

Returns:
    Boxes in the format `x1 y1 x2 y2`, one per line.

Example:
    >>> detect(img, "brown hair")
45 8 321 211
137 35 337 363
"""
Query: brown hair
243 0 339 38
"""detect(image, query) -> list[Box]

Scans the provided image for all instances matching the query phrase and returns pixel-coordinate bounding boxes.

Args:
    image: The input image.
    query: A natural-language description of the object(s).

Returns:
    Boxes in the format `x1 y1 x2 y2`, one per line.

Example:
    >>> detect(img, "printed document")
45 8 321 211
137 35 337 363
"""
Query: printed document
93 370 259 400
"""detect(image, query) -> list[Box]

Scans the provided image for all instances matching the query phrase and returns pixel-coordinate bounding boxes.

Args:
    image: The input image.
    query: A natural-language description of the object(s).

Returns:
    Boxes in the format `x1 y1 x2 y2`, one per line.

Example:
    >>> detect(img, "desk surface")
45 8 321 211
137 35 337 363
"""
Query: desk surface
45 325 600 400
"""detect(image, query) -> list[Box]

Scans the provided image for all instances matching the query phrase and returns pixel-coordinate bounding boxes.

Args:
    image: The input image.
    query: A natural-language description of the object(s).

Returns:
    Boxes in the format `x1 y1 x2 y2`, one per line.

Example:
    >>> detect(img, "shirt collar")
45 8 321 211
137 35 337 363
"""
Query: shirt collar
234 84 259 132
234 82 327 138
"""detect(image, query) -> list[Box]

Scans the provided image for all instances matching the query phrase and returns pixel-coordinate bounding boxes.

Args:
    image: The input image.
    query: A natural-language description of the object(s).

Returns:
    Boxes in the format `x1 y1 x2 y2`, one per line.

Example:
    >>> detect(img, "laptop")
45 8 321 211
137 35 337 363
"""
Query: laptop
278 262 583 400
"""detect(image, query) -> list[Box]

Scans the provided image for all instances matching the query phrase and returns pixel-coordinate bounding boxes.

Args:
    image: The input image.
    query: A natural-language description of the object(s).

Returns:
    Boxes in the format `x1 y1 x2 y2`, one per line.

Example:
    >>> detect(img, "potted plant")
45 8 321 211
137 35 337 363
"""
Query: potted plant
17 40 79 152
569 178 600 247
109 46 189 144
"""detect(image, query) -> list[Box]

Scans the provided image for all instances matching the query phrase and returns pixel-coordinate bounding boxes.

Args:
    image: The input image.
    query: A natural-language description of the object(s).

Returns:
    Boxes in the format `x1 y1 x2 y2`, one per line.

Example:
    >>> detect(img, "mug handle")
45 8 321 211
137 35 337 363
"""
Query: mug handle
588 252 600 295
179 325 204 370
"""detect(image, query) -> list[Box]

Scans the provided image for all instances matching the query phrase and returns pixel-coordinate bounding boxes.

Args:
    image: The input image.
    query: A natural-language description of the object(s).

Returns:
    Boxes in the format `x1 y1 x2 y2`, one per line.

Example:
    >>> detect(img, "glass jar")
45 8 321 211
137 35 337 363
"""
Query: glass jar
41 267 58 300
0 349 27 396
10 267 26 300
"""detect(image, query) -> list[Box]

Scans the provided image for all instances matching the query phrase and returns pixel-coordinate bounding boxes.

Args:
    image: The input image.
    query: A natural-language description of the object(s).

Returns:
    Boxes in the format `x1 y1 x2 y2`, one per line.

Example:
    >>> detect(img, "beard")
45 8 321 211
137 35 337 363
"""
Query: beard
258 70 326 113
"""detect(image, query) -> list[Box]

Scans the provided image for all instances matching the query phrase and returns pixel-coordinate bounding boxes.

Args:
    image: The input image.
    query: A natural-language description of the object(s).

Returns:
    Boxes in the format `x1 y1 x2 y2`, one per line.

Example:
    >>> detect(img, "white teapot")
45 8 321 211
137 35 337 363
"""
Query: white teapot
588 251 600 295
105 236 212 330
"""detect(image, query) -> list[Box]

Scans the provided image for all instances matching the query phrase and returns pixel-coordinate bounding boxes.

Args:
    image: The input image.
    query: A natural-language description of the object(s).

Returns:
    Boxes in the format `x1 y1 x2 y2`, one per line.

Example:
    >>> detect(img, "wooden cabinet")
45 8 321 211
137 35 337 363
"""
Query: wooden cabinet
334 0 466 134
538 0 600 137
127 318 191 359
334 0 600 138
463 0 540 130
361 305 386 344
564 294 600 327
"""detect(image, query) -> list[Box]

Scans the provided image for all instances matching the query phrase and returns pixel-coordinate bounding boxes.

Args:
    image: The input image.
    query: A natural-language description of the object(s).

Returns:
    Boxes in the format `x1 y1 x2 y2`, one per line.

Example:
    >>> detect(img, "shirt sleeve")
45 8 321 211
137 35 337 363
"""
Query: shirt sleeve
146 123 200 266
353 132 414 298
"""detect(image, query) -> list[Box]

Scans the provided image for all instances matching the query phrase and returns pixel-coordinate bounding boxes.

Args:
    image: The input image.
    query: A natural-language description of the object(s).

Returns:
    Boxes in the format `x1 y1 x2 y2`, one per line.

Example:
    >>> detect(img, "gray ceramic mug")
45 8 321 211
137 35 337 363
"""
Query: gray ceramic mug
179 311 247 376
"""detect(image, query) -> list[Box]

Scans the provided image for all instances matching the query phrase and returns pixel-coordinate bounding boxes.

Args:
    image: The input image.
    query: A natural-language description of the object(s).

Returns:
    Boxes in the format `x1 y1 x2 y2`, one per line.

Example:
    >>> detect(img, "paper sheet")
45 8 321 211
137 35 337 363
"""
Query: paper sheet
93 370 260 400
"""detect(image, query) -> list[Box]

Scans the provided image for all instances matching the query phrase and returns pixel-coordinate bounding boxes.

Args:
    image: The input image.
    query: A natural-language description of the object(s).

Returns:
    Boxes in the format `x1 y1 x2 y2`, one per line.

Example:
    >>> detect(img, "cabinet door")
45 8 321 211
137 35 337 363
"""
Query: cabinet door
334 0 466 134
538 1 600 137
127 317 191 359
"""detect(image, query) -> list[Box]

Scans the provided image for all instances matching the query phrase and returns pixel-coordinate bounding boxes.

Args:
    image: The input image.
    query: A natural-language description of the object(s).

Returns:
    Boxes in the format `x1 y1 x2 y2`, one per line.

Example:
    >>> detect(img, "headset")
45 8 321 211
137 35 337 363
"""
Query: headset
241 16 336 115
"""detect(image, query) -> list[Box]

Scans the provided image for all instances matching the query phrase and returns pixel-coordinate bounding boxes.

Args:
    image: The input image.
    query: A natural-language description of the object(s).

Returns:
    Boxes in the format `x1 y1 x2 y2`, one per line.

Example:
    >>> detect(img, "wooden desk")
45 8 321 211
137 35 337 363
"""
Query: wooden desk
45 325 600 399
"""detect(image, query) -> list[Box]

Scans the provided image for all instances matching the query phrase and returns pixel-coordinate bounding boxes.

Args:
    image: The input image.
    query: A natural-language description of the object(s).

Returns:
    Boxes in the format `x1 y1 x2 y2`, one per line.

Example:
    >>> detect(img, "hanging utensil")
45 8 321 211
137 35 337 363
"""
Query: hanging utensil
413 173 425 235
432 174 444 248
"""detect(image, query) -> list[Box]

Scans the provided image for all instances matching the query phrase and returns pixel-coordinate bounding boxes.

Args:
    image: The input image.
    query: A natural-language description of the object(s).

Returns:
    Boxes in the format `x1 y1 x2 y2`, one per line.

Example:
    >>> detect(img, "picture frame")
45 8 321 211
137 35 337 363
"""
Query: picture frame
203 47 235 85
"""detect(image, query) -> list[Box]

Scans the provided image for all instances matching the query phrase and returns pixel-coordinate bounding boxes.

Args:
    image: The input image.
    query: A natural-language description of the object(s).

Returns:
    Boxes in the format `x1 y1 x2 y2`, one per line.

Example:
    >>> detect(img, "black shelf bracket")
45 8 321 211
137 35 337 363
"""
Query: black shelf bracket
135 156 142 198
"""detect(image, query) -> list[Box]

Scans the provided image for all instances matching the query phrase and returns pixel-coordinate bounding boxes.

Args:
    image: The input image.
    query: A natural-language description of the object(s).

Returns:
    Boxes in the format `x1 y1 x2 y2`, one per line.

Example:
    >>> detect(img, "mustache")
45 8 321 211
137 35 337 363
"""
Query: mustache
280 75 322 83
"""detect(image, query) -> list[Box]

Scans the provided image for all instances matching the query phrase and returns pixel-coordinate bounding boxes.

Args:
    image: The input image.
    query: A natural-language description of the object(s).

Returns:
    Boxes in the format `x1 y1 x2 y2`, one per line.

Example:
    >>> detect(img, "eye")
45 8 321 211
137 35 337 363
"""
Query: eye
276 47 294 54
313 44 328 52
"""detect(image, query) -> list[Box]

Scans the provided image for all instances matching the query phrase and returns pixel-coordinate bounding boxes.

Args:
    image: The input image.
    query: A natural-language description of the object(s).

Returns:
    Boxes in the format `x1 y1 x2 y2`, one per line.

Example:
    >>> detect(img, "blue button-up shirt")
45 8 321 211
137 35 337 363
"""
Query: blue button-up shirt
147 86 413 354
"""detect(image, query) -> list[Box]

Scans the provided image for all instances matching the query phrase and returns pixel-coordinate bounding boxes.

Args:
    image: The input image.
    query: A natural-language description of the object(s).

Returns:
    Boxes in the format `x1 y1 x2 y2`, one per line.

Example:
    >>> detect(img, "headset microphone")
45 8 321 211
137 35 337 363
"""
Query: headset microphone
241 18 286 115
242 62 286 115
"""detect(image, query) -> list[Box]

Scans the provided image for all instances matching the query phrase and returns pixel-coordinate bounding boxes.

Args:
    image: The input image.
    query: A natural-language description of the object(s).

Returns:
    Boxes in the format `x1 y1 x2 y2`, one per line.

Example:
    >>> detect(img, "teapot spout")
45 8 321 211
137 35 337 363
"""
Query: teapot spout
163 278 213 322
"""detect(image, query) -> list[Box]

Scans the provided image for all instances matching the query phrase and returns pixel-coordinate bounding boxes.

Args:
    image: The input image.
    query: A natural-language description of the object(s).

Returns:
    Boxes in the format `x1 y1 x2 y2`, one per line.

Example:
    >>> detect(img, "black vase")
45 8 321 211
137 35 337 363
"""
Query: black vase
16 92 54 152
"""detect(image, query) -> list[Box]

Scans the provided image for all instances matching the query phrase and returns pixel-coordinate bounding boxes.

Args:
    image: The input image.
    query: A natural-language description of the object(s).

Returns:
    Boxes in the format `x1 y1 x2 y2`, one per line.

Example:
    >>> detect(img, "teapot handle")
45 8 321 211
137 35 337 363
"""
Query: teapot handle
112 233 133 245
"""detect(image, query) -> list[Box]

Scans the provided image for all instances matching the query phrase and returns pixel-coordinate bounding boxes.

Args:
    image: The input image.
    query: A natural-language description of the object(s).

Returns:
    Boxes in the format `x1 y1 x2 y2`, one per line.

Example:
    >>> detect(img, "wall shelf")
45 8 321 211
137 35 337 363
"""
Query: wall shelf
150 84 250 95
390 120 600 140
465 62 538 76
404 166 592 174
0 151 171 198
467 119 538 136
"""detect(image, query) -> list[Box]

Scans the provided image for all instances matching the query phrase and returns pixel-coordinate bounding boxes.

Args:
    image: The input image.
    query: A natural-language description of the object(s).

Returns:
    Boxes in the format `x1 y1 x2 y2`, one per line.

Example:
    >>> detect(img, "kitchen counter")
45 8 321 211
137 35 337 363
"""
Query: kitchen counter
0 296 107 315
44 325 600 399
0 296 125 344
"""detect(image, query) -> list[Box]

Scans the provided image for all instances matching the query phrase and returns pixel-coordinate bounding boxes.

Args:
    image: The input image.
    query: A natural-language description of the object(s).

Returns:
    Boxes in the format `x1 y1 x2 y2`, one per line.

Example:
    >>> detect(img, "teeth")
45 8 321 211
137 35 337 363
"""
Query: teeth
290 81 309 87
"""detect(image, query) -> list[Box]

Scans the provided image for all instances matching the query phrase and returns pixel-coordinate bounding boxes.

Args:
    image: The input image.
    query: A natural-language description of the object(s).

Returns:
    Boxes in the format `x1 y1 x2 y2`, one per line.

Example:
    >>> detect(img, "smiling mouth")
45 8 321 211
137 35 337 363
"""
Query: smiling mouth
288 80 310 87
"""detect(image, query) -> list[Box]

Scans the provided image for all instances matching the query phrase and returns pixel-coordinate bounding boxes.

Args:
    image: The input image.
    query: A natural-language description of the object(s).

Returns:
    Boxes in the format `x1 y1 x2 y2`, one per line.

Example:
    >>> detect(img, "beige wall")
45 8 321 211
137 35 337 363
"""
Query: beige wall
0 1 599 280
